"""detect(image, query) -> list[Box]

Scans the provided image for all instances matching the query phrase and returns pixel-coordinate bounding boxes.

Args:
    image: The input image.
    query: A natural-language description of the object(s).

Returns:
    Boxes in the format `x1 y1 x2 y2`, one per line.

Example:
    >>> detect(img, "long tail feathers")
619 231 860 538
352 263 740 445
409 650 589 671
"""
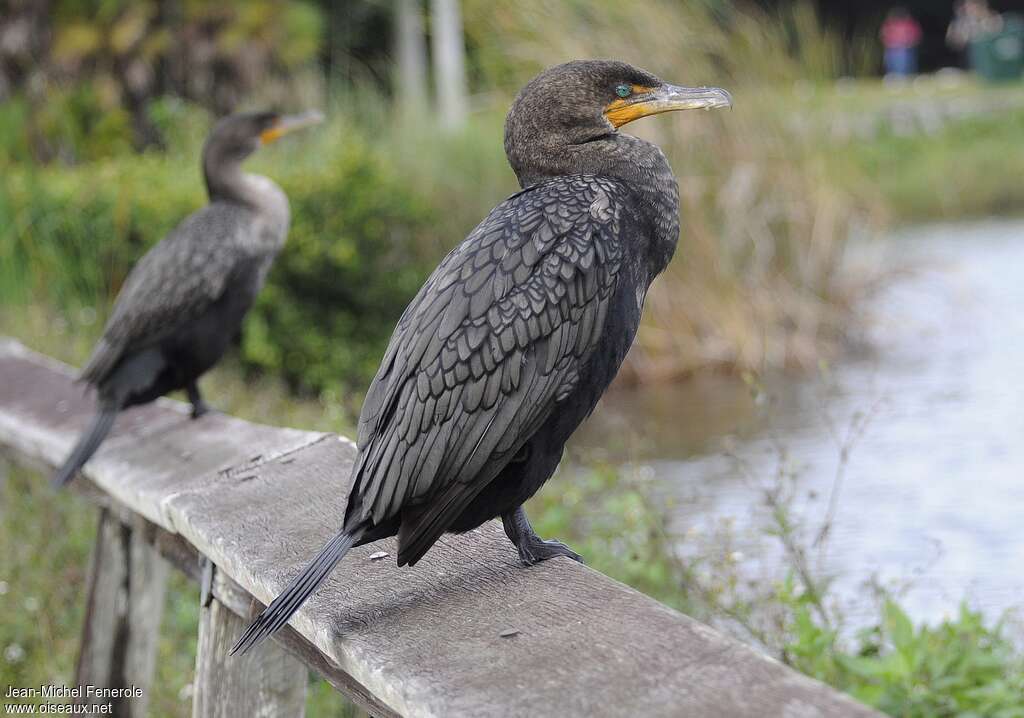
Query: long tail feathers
230 528 359 656
51 408 117 488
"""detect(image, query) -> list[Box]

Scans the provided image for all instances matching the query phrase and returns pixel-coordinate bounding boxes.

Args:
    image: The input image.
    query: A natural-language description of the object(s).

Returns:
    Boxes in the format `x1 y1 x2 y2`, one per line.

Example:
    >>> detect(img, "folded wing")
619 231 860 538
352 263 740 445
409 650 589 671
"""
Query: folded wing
79 204 260 386
345 175 629 565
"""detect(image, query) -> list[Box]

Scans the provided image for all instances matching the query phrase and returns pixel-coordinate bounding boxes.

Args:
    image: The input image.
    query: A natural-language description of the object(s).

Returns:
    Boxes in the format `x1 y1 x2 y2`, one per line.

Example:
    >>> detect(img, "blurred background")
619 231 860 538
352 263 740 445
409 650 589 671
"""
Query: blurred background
2 0 1023 715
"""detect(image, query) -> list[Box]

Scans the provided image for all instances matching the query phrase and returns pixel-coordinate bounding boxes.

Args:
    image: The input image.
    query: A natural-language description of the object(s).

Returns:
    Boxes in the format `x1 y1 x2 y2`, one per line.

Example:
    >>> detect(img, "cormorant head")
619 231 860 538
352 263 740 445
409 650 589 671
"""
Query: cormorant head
202 110 323 199
204 110 324 165
504 60 731 185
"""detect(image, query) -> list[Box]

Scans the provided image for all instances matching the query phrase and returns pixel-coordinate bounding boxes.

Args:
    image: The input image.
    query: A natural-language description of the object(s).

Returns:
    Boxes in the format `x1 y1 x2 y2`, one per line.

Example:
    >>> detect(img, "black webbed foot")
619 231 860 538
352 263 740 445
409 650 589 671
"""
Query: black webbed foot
190 400 211 419
501 505 584 566
515 536 583 566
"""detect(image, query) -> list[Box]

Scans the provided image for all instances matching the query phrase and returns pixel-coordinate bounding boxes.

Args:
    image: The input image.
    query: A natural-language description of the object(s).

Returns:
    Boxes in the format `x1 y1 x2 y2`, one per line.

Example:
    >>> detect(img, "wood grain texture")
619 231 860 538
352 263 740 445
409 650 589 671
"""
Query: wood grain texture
193 567 307 718
74 509 168 717
100 500 400 718
0 339 882 718
0 338 323 529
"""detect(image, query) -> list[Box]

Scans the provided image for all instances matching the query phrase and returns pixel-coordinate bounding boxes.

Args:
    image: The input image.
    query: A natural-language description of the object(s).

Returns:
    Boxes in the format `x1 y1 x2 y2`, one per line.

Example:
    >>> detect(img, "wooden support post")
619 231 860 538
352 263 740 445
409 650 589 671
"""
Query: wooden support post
192 560 307 718
75 508 169 716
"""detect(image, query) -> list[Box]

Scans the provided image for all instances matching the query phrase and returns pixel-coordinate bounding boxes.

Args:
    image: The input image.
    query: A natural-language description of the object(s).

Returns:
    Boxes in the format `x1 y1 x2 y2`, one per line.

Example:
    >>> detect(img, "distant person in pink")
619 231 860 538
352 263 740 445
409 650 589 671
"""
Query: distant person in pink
881 7 923 77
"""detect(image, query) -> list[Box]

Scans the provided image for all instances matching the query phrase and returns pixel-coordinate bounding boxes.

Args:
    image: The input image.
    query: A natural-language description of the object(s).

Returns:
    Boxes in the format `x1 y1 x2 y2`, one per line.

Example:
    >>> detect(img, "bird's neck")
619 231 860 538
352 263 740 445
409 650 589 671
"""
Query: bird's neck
204 158 254 205
203 161 289 229
514 133 680 274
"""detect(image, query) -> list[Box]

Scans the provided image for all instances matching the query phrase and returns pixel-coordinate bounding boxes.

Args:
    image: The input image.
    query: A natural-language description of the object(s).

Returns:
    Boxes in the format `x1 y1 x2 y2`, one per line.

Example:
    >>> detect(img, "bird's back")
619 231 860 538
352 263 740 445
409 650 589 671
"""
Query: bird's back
343 174 647 564
79 200 280 389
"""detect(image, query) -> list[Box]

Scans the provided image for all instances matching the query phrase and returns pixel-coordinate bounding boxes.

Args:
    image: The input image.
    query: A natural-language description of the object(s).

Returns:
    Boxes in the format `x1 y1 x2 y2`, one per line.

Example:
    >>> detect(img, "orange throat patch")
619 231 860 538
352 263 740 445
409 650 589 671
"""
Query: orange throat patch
603 85 658 128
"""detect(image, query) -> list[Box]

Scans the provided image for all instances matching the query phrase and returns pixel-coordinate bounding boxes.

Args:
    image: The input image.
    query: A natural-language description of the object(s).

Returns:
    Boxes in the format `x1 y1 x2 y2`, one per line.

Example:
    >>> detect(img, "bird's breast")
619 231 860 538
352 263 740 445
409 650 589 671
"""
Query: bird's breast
242 174 290 247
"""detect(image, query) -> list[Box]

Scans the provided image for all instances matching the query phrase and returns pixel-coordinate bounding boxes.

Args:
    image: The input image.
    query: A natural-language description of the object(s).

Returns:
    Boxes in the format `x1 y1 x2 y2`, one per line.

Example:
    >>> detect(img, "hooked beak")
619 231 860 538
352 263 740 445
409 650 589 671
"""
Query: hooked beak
604 84 732 129
260 110 325 145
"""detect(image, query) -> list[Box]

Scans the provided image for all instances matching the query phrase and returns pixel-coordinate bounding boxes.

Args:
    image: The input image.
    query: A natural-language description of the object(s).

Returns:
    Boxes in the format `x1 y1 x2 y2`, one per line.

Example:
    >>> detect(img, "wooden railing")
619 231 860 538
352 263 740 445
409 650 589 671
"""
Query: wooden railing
0 338 882 717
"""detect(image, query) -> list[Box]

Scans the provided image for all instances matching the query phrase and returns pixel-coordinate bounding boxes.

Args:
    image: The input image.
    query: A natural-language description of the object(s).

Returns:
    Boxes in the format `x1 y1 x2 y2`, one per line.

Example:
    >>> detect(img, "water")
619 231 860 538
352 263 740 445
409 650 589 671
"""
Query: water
572 218 1024 625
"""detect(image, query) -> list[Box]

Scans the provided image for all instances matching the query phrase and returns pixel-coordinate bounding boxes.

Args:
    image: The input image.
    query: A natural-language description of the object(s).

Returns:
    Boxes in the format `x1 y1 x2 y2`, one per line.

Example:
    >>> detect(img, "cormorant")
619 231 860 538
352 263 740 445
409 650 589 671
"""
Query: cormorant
52 110 323 488
231 60 730 654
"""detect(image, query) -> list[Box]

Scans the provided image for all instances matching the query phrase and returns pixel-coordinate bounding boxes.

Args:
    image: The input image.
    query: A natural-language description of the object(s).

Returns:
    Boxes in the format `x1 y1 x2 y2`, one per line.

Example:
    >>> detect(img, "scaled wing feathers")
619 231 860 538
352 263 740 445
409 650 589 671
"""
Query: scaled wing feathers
346 176 628 558
79 204 263 385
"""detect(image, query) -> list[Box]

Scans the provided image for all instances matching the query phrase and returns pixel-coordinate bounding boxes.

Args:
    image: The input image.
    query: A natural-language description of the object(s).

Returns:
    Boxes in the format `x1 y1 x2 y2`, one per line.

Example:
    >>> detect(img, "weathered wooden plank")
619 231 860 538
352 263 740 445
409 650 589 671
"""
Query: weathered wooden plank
0 338 883 718
169 436 882 718
192 562 307 718
75 494 399 718
75 509 168 717
0 339 324 529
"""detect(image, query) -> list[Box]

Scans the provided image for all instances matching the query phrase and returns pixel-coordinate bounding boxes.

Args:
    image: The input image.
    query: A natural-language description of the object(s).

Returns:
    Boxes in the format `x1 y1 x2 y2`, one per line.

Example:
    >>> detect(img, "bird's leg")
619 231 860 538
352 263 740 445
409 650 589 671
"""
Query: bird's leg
186 381 210 419
501 505 583 566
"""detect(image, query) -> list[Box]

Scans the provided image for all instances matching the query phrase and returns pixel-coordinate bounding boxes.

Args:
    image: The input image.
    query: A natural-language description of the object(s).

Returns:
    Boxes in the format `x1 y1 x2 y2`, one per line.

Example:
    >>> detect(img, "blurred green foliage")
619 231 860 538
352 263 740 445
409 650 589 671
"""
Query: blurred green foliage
0 0 325 159
2 0 1021 393
242 140 435 396
844 105 1024 221
783 594 1024 718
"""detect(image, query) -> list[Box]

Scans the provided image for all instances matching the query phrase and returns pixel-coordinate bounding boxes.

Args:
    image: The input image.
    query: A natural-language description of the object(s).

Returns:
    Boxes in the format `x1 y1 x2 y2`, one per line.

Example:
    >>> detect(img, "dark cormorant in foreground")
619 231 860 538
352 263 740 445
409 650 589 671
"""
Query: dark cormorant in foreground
52 110 323 488
232 60 730 654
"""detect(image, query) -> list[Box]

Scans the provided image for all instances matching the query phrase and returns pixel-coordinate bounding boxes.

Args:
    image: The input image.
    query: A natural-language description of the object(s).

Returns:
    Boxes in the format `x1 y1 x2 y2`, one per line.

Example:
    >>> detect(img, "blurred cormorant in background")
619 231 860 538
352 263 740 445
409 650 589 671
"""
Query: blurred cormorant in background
52 110 323 488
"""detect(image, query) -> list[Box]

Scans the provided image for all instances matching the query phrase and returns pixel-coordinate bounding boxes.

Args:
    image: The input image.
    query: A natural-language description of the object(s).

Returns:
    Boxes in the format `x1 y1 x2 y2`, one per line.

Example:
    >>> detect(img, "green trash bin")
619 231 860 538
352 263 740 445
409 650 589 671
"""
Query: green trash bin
969 16 1024 82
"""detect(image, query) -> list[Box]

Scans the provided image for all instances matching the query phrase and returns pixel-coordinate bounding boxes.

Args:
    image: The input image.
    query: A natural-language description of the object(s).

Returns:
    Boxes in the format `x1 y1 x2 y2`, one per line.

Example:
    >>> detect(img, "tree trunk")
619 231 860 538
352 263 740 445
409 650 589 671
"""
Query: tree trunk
430 0 468 130
395 0 429 112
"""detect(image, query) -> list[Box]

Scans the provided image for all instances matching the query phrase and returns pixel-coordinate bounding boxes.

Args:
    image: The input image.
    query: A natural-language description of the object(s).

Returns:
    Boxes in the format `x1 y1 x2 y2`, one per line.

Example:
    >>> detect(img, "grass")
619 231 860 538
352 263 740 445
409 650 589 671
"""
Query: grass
0 462 360 717
840 104 1024 221
0 465 96 705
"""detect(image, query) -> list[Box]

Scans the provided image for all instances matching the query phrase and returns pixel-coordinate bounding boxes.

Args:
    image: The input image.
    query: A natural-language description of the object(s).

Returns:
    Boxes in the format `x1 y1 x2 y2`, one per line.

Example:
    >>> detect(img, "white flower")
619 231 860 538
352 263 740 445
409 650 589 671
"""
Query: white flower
4 643 25 663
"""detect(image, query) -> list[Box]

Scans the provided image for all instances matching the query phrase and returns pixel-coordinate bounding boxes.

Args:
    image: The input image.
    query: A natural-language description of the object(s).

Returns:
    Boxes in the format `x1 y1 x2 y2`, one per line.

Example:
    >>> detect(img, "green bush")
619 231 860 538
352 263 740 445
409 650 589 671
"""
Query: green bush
0 155 202 308
0 132 437 397
782 592 1024 718
243 142 436 396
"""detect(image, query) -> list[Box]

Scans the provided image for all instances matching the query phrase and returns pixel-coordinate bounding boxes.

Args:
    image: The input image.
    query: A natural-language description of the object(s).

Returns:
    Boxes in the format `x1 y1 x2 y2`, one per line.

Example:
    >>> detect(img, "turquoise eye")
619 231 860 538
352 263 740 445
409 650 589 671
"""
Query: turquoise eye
615 84 631 98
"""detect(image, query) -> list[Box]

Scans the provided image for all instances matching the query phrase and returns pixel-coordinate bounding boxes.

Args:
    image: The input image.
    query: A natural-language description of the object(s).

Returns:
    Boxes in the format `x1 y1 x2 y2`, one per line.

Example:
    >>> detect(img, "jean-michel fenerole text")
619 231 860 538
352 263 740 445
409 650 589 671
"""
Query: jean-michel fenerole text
6 684 143 700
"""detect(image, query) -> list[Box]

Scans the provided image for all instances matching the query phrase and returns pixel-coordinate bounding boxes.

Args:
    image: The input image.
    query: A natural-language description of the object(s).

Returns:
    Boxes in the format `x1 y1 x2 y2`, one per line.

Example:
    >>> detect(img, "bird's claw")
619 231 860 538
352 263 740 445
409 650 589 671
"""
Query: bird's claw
517 539 584 566
190 401 211 419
